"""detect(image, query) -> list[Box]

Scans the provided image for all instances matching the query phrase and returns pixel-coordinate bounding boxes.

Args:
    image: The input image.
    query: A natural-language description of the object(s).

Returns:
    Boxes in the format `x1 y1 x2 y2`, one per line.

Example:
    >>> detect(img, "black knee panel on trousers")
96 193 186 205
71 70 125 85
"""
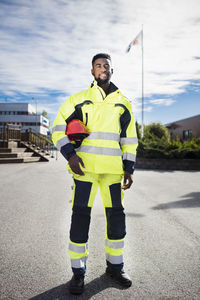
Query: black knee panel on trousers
70 206 91 243
105 207 126 240
74 179 92 207
109 183 122 207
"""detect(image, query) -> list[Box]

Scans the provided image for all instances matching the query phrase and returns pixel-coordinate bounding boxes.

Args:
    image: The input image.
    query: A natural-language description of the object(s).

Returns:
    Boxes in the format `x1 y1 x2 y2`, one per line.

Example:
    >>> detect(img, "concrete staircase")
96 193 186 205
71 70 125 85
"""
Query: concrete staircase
0 142 49 164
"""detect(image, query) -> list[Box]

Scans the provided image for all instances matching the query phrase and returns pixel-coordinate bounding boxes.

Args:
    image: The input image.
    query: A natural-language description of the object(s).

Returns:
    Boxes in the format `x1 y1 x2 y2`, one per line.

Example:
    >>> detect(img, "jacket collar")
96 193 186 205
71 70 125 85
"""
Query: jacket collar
90 80 119 95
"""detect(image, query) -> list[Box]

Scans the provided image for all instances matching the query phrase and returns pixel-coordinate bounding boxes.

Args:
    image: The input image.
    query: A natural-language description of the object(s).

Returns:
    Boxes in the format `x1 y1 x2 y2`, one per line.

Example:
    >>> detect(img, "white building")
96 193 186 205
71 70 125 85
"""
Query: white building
0 103 50 136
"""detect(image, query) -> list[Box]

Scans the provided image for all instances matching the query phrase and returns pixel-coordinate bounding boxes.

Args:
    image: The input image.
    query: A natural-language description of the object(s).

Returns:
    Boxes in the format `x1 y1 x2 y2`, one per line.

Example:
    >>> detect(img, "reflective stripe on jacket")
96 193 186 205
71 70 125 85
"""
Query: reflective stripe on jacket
52 80 138 174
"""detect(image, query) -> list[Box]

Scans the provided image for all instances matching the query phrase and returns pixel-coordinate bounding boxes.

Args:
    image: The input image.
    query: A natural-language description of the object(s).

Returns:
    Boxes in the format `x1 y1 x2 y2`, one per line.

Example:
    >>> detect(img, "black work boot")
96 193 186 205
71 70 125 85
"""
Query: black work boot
106 267 132 287
69 274 85 295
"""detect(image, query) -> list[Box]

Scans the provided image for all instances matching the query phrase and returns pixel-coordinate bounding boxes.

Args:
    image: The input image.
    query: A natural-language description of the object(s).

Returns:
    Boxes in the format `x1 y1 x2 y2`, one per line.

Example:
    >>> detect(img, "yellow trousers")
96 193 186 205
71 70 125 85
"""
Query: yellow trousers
68 172 126 275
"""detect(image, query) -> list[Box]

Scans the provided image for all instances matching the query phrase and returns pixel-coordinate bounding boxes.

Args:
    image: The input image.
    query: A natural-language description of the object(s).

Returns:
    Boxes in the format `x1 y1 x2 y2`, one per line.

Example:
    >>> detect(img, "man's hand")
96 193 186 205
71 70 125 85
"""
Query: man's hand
122 171 133 190
69 154 85 175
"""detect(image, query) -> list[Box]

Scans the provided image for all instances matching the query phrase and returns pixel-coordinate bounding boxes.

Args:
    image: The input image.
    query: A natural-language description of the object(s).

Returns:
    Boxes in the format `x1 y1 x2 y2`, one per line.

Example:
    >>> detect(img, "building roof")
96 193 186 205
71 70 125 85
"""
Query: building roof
165 114 200 127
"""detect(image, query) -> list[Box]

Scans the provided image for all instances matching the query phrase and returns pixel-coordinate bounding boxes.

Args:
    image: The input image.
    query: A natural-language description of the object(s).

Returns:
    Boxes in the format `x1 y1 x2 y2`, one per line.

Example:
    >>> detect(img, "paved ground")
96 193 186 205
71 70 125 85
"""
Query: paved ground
0 155 200 300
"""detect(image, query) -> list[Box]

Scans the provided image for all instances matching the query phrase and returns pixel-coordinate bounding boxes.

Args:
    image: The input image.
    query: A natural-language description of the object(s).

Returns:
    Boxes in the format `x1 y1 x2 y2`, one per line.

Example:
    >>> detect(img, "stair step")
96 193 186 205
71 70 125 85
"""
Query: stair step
0 148 27 153
17 152 34 157
24 157 42 163
0 157 42 163
20 142 49 162
0 148 12 153
0 158 24 163
11 148 27 153
0 141 50 163
0 153 34 158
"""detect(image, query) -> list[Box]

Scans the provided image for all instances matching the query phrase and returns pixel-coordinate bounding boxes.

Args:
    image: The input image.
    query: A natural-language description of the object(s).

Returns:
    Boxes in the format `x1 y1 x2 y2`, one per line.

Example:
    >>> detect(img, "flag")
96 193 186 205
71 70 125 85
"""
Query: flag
126 30 142 53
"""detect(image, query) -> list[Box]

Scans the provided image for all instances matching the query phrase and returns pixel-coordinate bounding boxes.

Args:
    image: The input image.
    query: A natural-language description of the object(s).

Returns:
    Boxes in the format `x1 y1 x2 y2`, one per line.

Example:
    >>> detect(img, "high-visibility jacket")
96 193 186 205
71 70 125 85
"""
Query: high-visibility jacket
52 80 138 174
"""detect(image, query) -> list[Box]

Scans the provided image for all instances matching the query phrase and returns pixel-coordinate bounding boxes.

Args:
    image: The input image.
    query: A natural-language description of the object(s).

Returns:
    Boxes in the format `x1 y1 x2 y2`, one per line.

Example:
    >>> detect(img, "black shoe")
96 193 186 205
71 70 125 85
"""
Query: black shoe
106 267 132 287
69 274 85 295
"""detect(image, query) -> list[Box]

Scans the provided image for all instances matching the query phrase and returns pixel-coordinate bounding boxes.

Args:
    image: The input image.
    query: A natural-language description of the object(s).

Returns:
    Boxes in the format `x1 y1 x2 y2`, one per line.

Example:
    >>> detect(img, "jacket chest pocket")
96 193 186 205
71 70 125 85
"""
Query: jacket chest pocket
82 103 121 132
82 104 94 126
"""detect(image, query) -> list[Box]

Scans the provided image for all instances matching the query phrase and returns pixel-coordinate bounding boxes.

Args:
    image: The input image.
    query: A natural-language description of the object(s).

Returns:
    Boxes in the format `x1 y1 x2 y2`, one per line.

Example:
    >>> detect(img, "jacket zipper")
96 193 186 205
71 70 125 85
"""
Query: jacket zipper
98 87 105 100
85 113 88 126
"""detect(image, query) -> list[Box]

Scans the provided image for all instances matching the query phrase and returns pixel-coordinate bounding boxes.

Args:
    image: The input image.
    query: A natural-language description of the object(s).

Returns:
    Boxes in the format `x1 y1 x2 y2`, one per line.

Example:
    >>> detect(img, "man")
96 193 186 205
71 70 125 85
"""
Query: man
52 53 138 295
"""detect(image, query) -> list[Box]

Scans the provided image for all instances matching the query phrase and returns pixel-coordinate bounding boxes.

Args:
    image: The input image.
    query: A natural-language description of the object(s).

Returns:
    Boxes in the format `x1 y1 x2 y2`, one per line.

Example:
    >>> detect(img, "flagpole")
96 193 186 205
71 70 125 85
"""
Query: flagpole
141 25 144 138
126 28 144 137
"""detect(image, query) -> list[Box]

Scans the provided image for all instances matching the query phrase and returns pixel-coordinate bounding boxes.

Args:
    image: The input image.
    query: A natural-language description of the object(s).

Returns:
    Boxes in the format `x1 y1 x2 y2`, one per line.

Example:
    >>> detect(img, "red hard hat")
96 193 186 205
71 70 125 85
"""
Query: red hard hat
66 119 89 141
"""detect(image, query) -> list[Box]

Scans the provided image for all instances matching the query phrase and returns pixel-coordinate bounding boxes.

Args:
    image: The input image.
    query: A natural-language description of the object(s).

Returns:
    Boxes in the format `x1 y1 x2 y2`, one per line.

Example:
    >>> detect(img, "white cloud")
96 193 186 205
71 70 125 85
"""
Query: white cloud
148 99 175 106
0 0 200 124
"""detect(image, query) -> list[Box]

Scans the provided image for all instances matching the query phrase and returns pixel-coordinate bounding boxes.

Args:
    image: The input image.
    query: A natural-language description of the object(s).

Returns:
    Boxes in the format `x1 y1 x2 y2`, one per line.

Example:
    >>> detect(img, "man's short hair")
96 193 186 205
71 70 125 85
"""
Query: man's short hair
92 53 111 66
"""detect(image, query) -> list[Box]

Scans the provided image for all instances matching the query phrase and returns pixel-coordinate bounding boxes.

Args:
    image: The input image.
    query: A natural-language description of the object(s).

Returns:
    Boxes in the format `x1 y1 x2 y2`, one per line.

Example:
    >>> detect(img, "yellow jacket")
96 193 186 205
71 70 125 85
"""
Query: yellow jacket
52 81 138 174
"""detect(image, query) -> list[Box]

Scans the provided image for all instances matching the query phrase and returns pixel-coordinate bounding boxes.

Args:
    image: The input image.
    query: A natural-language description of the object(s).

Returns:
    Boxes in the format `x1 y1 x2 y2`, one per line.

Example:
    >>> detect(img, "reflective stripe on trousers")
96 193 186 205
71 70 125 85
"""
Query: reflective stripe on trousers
105 238 124 265
69 238 124 269
71 257 87 268
106 254 123 264
68 241 88 269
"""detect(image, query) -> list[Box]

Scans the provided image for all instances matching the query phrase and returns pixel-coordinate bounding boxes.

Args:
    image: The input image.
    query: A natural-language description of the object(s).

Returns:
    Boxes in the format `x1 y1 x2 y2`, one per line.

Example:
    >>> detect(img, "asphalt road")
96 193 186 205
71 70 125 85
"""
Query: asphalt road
0 155 200 300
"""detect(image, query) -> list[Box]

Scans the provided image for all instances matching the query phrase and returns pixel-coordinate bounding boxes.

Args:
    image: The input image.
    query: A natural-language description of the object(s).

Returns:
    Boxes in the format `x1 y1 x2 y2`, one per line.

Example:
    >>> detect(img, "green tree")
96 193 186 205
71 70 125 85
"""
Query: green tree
138 122 172 158
144 122 170 141
42 110 48 118
42 110 50 127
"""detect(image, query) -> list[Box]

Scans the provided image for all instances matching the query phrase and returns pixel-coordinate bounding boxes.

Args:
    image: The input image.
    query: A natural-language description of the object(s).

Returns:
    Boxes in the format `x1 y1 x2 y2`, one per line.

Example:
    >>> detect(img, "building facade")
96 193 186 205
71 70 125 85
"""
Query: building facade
0 103 50 136
165 114 200 141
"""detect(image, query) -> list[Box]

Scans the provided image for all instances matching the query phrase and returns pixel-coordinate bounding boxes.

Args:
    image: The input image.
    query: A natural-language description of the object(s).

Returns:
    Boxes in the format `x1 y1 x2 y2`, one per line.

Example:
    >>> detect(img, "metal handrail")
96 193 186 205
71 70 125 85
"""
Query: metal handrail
21 129 53 153
0 125 54 155
0 123 21 144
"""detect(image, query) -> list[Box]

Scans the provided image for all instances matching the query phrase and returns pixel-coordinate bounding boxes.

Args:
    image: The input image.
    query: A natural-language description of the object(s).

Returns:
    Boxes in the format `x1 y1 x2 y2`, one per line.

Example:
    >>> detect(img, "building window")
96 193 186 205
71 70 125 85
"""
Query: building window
183 130 192 140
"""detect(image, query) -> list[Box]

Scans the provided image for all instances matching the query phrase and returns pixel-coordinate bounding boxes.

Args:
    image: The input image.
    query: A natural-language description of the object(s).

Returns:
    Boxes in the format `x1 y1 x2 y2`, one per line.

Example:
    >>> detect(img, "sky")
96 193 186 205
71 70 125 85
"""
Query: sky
0 0 200 128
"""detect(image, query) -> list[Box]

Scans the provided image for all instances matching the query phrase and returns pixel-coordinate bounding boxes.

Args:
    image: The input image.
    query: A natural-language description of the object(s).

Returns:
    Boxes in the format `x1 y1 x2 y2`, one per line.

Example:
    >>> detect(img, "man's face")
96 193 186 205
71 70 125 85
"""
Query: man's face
91 58 113 85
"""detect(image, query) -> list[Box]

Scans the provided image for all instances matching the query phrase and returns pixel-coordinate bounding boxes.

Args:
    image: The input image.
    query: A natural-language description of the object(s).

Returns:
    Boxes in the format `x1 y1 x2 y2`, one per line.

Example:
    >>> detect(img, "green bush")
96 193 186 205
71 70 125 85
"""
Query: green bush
143 122 170 141
136 122 200 159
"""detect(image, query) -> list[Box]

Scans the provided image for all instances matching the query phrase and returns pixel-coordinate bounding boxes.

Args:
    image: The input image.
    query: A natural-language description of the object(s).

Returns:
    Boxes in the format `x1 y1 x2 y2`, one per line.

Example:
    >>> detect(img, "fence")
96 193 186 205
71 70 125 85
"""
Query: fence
0 124 21 145
0 124 54 155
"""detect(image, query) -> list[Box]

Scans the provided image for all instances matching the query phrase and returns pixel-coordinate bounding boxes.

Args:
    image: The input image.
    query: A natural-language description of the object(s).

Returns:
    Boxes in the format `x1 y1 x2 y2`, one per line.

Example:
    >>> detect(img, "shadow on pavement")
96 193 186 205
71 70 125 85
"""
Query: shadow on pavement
151 192 200 210
29 273 128 300
126 213 144 218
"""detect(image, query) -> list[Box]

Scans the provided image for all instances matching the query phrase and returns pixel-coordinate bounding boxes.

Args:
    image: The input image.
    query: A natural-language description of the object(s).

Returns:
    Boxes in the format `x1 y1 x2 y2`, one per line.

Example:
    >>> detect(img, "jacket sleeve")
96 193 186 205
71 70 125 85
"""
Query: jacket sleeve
120 101 138 174
52 97 76 161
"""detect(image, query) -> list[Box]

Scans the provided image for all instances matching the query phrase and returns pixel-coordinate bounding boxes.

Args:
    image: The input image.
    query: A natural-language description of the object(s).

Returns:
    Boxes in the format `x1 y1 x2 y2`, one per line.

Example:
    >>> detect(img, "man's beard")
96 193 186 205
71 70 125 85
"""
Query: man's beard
95 75 110 86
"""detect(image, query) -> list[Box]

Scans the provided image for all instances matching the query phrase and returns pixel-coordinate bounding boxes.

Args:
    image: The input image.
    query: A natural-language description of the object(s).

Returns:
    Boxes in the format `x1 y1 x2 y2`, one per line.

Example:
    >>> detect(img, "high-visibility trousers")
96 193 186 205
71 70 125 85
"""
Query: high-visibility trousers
68 172 126 275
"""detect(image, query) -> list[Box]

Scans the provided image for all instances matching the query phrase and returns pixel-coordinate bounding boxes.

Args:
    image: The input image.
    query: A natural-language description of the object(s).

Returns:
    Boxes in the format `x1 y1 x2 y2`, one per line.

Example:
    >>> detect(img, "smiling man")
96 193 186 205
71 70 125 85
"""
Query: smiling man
92 55 112 87
52 53 138 295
